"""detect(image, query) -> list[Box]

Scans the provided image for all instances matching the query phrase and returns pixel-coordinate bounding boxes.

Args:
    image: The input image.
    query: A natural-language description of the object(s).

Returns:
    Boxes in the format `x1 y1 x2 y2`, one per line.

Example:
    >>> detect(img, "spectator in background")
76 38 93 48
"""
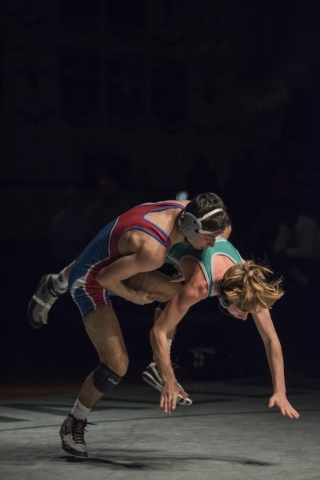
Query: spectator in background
273 199 320 287
50 187 91 271
247 155 297 260
273 198 320 374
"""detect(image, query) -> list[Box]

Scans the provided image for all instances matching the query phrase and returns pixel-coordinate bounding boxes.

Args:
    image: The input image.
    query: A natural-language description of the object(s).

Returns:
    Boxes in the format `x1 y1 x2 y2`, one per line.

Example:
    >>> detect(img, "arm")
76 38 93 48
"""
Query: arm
96 248 164 305
252 309 299 419
150 262 208 413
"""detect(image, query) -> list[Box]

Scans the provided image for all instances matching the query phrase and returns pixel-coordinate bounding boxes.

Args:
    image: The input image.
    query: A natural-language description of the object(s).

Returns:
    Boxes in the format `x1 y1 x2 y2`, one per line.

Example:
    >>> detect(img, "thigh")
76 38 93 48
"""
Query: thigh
83 305 128 373
127 270 182 301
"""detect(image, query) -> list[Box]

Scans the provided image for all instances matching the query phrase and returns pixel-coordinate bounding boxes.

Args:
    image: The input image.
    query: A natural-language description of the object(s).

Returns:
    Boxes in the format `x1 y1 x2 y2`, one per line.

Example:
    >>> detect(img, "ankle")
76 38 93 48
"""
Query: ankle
51 274 67 294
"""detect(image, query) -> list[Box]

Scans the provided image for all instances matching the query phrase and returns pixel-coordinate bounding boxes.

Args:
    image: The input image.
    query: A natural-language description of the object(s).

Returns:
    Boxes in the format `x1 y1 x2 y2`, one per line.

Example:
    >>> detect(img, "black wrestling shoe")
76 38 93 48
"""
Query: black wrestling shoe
142 362 193 406
28 274 67 329
59 414 87 458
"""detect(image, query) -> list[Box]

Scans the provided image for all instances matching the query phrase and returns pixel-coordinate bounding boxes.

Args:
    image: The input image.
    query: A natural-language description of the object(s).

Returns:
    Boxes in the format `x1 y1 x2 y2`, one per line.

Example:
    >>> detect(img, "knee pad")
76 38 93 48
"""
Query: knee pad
93 363 122 393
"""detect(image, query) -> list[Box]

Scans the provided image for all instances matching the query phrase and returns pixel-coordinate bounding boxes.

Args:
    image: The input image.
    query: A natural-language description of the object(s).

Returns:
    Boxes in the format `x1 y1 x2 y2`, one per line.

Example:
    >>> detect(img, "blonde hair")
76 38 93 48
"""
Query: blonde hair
219 260 284 312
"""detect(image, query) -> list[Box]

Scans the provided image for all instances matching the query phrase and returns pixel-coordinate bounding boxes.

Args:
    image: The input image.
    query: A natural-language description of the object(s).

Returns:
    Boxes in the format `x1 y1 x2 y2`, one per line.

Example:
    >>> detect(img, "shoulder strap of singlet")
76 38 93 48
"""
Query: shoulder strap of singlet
109 201 185 255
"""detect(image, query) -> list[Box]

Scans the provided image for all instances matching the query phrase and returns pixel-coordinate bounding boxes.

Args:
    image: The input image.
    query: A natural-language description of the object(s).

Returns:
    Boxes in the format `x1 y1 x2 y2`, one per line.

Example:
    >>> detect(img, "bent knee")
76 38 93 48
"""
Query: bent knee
100 354 129 377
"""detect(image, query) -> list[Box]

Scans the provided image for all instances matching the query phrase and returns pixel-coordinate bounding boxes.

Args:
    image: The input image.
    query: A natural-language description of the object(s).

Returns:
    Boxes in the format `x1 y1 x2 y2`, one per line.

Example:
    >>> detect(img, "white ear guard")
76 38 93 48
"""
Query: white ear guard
180 208 223 241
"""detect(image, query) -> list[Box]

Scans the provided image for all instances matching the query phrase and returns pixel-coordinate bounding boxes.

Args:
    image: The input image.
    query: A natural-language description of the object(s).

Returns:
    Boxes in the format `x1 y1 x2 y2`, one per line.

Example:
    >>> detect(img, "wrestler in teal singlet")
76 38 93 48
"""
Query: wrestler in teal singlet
166 236 243 297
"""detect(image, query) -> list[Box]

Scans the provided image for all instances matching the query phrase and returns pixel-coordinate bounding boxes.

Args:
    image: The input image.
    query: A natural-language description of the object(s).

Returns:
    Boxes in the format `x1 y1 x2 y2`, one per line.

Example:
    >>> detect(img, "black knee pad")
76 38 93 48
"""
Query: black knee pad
93 363 122 393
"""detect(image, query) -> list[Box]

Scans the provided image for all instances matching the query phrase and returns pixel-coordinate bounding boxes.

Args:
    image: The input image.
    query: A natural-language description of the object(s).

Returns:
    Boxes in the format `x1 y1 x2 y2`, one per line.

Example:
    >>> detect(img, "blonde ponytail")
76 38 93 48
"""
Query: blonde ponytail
219 260 284 312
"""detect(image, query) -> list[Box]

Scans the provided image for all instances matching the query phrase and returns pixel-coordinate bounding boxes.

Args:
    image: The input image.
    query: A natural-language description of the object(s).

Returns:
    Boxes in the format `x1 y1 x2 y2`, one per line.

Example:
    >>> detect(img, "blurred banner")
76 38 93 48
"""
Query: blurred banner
151 59 187 130
59 47 100 123
190 64 227 133
9 43 55 121
106 55 144 127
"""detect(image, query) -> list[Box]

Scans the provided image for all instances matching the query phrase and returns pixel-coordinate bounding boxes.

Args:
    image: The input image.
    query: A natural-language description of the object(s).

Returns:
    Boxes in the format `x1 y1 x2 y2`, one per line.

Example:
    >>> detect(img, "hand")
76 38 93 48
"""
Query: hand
131 290 155 305
268 393 300 419
160 380 188 414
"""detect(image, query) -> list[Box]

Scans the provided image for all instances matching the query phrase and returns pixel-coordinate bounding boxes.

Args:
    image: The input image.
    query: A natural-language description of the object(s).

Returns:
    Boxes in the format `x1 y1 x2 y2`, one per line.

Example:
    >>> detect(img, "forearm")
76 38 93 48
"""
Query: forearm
150 274 204 385
253 309 299 418
96 272 138 302
94 248 164 303
253 310 287 394
150 328 176 384
150 296 189 383
264 338 286 394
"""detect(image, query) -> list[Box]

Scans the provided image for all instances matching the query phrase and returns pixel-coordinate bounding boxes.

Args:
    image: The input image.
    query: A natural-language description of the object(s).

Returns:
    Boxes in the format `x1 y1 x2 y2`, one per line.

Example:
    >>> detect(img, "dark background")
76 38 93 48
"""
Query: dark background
1 0 320 390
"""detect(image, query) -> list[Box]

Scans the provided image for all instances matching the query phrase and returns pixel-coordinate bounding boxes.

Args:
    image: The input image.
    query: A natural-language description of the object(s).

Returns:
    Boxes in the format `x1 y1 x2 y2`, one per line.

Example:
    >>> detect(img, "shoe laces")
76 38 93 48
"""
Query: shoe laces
72 419 87 445
47 276 62 298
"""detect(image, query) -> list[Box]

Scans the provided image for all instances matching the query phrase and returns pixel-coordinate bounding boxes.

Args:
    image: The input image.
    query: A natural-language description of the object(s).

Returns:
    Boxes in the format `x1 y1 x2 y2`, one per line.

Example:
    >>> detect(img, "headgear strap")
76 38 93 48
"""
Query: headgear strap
197 208 223 234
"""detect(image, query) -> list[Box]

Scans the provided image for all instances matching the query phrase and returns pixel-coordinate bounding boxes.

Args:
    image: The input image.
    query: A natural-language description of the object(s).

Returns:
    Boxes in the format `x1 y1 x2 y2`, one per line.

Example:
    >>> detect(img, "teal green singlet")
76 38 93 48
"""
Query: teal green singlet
166 237 243 297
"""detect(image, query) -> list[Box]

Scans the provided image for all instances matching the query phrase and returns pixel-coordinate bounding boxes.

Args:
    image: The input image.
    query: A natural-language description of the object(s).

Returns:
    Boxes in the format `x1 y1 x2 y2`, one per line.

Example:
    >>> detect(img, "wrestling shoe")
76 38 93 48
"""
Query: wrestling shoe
28 274 67 329
142 361 193 406
59 414 87 458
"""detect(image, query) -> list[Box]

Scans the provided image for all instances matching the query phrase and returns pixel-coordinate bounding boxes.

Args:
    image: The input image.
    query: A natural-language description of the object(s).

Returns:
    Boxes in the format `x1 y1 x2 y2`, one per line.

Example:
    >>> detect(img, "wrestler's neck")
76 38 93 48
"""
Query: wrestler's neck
170 211 185 245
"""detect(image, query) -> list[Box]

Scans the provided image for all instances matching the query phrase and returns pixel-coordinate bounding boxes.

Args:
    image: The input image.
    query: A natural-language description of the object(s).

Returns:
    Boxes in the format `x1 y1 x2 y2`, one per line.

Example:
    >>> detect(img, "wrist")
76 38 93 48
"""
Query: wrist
273 388 286 395
162 371 177 384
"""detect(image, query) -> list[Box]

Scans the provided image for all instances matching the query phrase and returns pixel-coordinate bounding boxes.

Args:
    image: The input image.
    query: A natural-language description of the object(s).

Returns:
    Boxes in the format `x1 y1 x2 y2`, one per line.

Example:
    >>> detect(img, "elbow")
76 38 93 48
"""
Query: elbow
150 323 167 343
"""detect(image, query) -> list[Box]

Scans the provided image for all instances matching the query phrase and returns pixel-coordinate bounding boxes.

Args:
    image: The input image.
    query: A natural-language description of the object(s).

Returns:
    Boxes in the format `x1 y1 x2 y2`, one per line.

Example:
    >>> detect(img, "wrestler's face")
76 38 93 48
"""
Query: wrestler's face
189 233 217 249
227 304 248 321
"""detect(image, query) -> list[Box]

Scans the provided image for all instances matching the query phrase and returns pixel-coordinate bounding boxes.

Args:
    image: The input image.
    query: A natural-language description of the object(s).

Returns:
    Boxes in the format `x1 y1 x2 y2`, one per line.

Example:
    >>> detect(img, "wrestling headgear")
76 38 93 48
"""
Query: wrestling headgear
180 208 223 241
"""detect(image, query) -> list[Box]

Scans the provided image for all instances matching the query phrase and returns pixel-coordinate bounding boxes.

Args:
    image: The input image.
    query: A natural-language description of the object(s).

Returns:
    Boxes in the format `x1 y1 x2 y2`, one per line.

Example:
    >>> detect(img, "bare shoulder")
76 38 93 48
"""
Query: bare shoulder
119 229 167 267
